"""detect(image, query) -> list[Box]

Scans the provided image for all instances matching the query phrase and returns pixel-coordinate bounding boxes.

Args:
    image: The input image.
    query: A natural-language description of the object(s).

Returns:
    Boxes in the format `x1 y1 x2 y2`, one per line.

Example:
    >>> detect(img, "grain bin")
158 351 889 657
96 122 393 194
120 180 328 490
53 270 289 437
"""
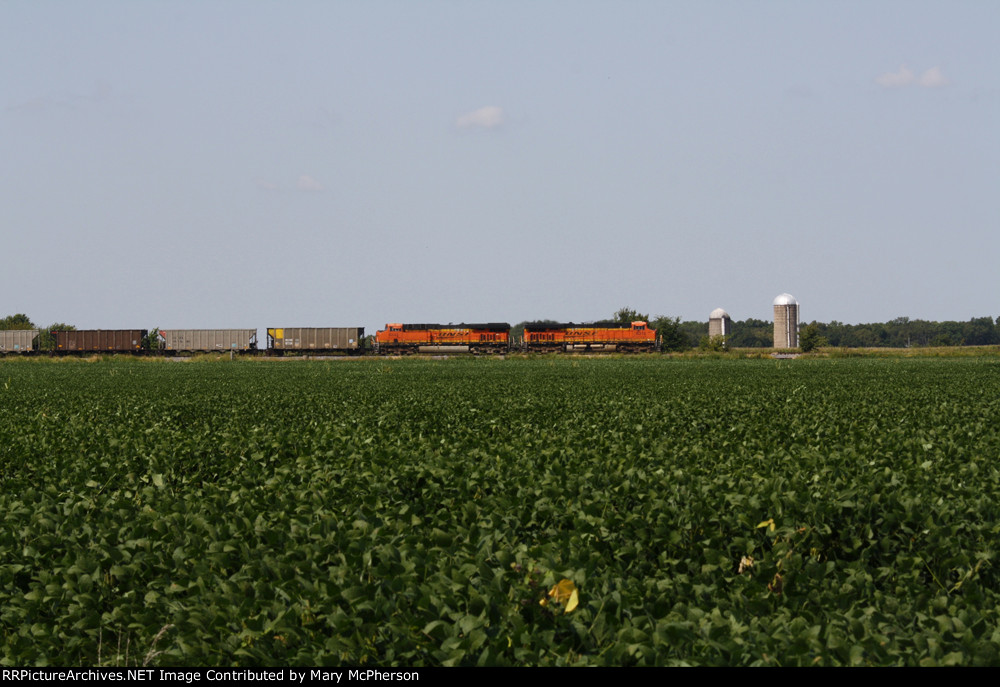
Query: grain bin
773 294 799 349
708 308 731 339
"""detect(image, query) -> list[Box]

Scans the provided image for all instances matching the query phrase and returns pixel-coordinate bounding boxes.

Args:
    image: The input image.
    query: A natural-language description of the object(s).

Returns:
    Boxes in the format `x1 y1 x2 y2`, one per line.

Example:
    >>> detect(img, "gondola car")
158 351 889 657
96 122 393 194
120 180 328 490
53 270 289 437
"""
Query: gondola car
53 329 147 353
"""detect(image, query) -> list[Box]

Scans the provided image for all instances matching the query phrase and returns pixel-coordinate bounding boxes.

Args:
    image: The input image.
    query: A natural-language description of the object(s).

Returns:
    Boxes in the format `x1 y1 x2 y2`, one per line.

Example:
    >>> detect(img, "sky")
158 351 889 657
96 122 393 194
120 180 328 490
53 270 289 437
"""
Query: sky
2 1 998 334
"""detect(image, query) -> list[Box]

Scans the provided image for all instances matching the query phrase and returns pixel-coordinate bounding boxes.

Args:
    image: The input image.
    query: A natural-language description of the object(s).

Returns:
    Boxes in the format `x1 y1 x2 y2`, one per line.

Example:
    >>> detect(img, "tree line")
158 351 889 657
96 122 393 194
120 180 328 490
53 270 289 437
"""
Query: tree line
602 309 1000 351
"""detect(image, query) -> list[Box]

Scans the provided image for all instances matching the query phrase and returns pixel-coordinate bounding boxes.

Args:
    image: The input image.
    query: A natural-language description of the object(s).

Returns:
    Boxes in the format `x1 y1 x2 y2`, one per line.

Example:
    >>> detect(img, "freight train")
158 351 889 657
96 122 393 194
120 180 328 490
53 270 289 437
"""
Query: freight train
0 321 659 355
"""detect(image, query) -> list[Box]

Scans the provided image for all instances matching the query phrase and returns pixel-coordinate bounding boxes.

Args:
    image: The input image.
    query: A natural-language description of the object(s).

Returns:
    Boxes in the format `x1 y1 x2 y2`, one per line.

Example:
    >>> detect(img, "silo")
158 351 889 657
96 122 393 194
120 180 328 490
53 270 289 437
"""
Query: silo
708 308 731 339
773 293 799 349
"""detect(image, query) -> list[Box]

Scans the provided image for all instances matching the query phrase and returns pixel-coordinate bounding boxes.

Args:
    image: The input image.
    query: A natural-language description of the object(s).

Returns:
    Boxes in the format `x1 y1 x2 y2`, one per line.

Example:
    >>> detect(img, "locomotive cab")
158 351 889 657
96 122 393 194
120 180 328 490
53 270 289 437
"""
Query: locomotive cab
375 323 405 350
384 323 403 343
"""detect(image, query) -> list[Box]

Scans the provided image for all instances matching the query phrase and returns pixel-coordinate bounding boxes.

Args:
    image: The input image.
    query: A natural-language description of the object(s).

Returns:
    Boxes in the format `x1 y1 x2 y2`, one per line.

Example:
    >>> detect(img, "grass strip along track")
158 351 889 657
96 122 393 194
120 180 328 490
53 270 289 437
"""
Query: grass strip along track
1 357 999 666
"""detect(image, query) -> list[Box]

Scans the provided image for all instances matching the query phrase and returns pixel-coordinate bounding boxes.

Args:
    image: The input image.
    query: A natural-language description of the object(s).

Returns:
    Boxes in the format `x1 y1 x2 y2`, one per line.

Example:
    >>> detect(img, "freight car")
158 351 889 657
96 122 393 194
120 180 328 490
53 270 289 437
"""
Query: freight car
266 327 365 355
53 329 147 353
0 330 38 354
374 323 510 354
158 329 258 353
522 321 657 353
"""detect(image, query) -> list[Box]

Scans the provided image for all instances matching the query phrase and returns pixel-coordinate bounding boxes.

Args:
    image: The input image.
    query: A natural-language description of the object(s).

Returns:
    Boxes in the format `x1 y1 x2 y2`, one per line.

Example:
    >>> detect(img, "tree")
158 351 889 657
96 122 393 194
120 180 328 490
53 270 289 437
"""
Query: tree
699 335 726 352
799 322 827 352
147 327 162 351
38 323 75 351
727 318 772 347
0 314 36 330
963 316 997 346
613 307 649 324
650 315 690 351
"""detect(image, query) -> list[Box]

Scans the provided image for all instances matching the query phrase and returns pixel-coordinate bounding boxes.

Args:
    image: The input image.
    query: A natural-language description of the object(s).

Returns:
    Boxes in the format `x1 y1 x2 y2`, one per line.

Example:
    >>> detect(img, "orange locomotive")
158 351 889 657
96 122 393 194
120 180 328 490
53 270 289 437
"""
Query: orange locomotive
375 323 510 354
523 321 657 353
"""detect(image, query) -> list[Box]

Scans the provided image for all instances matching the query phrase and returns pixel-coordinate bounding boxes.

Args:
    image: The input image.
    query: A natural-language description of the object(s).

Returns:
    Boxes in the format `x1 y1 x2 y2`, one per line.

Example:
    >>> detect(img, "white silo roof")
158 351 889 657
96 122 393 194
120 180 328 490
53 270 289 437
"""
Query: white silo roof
709 308 730 319
773 293 798 306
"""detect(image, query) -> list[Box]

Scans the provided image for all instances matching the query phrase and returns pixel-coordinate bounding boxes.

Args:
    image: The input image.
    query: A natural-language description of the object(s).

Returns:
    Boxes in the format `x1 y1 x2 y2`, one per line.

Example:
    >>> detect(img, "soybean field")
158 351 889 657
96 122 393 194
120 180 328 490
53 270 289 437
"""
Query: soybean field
1 357 999 666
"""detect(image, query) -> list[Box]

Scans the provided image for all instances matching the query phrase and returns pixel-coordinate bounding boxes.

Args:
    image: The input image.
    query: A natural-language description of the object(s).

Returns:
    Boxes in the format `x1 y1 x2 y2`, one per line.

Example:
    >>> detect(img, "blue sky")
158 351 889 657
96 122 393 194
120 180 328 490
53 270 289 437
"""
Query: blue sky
3 1 997 333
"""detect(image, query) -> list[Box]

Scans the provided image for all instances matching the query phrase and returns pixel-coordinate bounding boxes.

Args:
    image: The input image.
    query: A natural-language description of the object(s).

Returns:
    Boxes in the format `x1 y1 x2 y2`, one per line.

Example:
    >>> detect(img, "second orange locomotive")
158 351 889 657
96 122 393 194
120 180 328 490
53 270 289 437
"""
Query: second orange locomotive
523 321 657 352
375 323 510 354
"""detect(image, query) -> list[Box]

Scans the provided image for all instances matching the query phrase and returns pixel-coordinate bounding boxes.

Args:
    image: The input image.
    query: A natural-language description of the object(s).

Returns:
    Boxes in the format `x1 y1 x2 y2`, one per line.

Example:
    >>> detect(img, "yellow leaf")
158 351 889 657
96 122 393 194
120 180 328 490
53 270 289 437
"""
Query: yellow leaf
548 579 579 613
548 579 576 603
565 589 579 613
756 518 775 531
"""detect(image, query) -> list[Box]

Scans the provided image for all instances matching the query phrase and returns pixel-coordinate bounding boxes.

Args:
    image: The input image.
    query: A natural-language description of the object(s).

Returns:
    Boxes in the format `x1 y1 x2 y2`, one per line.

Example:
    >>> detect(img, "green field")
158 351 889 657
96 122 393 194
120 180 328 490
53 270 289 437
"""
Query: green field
2 357 999 666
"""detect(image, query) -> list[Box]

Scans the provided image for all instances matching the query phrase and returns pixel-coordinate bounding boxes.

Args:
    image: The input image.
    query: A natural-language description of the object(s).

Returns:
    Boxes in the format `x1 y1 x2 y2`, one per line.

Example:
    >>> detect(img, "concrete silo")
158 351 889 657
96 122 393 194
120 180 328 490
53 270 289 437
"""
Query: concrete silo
773 293 799 349
708 308 731 339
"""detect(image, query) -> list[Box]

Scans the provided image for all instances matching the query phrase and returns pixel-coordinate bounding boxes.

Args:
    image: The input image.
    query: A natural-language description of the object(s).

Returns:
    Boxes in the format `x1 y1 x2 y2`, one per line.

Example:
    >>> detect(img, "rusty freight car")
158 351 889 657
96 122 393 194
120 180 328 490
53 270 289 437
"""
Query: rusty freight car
522 321 657 353
53 329 147 353
375 323 509 354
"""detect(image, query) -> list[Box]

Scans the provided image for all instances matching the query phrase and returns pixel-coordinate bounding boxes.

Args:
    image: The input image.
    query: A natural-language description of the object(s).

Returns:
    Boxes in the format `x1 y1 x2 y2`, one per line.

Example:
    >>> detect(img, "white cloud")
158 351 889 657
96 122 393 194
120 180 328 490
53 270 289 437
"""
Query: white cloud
876 65 949 89
919 67 949 88
876 65 915 88
456 105 504 130
297 175 323 191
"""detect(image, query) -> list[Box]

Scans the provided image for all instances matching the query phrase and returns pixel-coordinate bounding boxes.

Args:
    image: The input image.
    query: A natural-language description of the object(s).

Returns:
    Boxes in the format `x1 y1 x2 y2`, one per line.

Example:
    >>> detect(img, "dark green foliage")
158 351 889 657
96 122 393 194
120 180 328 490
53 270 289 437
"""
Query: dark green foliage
727 318 774 348
799 323 827 352
0 314 35 330
37 323 76 351
699 335 727 352
650 316 691 351
614 307 649 324
2 358 999 666
146 327 162 351
802 317 999 348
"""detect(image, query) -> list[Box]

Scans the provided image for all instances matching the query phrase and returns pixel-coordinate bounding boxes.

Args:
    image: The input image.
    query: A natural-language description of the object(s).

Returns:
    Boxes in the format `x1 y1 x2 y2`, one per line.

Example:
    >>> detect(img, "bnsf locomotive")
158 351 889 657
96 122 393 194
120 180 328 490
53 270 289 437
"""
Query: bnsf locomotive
522 321 656 353
374 323 510 355
1 321 658 355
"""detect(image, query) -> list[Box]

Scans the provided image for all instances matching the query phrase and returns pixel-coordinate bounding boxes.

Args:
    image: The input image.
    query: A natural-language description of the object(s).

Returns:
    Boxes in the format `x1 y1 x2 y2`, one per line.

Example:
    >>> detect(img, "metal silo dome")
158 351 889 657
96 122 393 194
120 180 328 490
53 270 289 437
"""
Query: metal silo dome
708 307 731 339
773 293 798 306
